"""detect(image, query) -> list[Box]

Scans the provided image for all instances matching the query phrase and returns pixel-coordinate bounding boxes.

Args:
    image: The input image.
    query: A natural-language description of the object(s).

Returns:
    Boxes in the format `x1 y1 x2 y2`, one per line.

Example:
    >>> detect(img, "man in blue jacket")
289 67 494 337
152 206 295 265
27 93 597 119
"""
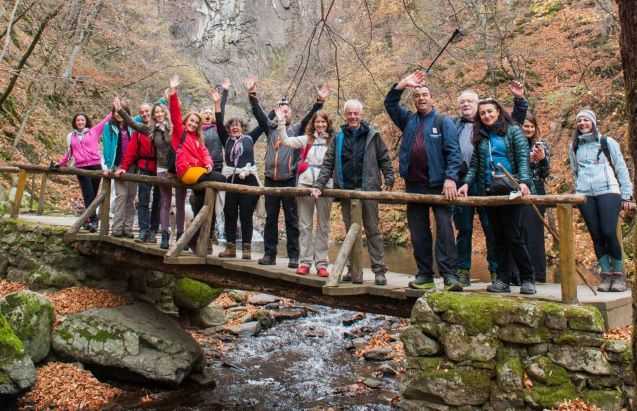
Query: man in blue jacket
384 70 463 291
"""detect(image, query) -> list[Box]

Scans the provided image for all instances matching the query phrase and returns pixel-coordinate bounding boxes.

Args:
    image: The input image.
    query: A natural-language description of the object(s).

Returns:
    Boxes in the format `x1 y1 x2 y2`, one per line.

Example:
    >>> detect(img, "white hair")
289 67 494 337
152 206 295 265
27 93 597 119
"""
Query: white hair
343 99 363 113
458 89 479 102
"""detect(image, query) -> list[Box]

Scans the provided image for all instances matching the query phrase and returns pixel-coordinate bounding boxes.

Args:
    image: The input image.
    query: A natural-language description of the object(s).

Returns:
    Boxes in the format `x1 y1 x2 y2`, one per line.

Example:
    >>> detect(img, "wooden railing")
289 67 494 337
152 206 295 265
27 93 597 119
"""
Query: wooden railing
1 163 588 303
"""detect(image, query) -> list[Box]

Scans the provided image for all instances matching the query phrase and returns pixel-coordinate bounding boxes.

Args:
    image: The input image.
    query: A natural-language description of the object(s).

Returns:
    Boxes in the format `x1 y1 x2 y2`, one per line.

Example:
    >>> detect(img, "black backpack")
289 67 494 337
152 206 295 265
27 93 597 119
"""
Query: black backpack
167 131 186 174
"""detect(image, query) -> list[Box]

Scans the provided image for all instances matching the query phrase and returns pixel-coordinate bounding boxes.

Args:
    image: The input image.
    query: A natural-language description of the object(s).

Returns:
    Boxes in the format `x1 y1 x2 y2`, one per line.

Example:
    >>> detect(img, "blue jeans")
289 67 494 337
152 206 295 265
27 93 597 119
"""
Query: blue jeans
453 201 498 274
137 170 160 233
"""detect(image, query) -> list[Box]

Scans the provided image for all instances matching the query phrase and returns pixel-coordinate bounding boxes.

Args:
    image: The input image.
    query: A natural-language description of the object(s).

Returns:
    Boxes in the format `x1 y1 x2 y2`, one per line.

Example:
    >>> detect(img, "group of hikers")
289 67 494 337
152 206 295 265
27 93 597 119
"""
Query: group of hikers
52 70 634 295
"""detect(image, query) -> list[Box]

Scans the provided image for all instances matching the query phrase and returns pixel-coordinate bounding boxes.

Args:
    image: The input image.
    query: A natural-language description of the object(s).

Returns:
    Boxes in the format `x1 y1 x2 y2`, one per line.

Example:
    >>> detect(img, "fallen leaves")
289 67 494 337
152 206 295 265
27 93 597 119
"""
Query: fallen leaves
355 328 405 361
47 287 130 316
552 399 602 411
18 362 122 411
604 325 632 341
213 292 239 309
0 279 26 298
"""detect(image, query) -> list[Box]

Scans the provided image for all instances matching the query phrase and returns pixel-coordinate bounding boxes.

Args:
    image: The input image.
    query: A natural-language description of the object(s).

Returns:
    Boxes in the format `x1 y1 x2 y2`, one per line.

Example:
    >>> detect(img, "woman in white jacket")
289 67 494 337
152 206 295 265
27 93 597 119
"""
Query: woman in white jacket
276 108 334 277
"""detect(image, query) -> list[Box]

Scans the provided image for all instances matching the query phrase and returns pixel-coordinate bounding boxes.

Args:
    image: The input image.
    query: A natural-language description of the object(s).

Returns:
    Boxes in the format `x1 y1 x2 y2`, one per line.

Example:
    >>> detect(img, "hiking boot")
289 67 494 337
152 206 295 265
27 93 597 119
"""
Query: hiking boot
112 230 124 238
597 273 612 292
88 221 98 233
408 274 435 290
135 230 148 243
160 231 170 250
341 273 353 283
219 244 236 258
375 272 387 286
443 275 464 292
487 279 511 293
610 273 627 292
288 258 299 269
317 266 330 278
456 269 471 287
296 264 310 275
258 254 276 265
520 281 537 295
146 230 157 244
242 244 251 260
490 272 497 282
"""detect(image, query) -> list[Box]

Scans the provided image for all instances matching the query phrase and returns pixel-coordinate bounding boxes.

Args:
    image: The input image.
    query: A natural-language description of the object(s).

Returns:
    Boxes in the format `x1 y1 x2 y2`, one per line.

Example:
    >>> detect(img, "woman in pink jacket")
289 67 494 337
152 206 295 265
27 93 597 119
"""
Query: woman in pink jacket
54 111 112 232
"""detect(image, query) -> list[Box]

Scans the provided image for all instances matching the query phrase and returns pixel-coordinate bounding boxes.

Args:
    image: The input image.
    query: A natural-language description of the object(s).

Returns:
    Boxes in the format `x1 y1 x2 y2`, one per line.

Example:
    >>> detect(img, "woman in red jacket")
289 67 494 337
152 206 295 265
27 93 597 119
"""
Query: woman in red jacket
168 75 225 249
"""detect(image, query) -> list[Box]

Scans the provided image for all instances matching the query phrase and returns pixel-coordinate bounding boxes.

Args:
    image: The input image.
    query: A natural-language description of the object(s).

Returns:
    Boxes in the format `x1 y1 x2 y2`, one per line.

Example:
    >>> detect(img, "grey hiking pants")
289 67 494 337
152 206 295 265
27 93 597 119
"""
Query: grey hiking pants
112 179 136 234
340 199 387 275
297 195 333 268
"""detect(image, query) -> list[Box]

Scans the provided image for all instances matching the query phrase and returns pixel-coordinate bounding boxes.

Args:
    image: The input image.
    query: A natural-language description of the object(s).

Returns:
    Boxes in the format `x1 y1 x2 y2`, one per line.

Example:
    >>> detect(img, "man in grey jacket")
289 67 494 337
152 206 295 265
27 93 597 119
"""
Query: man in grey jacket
312 99 395 286
250 82 330 268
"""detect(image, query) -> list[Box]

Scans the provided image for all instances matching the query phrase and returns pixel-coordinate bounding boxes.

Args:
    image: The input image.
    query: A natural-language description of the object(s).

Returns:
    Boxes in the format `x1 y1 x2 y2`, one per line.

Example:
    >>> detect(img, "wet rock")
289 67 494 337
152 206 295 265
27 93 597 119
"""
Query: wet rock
362 377 382 389
224 321 261 337
271 308 305 321
191 303 226 328
252 310 274 329
227 290 248 304
343 313 365 326
377 363 398 377
548 345 612 375
0 312 37 394
440 325 498 362
498 324 550 344
363 347 393 361
0 290 55 363
52 303 203 384
173 278 222 311
247 293 279 306
401 326 440 357
304 327 325 338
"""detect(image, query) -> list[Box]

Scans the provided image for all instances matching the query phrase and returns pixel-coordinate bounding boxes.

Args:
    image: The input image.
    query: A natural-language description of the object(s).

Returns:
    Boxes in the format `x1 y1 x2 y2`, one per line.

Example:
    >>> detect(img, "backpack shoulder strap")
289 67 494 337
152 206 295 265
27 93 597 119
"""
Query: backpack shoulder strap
599 136 618 178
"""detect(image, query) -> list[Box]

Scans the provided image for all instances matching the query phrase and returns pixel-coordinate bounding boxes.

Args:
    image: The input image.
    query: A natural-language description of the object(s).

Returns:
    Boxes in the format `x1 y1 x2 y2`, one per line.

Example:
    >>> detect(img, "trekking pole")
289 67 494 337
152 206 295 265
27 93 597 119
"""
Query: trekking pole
425 28 464 74
496 165 597 295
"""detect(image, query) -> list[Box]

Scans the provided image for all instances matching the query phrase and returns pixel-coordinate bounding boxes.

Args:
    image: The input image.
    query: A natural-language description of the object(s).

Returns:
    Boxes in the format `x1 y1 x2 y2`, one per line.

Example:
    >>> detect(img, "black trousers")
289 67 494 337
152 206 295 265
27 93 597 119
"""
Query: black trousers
486 204 535 284
263 177 299 259
138 169 160 233
578 193 622 261
406 183 457 280
224 174 259 245
523 205 547 282
76 165 102 224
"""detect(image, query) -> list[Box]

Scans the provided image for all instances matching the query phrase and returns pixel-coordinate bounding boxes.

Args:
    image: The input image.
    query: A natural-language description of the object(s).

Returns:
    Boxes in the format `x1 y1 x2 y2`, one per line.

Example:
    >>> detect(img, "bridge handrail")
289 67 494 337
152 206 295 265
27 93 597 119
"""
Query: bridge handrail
5 163 585 207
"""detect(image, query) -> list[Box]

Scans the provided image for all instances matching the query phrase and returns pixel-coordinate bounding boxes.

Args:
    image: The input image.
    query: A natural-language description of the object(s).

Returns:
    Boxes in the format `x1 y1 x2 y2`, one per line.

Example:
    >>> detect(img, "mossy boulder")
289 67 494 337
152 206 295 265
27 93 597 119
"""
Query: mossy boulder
583 389 624 411
496 356 523 392
440 324 498 362
524 381 577 409
52 303 203 384
26 265 79 290
548 345 612 375
173 277 221 311
401 326 440 357
564 305 605 333
0 291 54 363
0 312 36 394
554 330 605 347
498 324 550 344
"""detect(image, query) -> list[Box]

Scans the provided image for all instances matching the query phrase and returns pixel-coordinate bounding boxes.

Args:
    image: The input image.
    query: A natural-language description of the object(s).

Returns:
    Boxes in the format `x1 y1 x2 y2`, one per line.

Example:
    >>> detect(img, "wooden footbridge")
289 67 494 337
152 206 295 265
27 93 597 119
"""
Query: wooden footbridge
1 163 632 325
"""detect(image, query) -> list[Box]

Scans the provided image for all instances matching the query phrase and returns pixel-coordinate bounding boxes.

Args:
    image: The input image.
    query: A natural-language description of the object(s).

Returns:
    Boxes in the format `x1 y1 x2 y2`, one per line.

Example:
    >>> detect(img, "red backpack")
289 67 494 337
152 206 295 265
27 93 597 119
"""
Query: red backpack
297 142 312 175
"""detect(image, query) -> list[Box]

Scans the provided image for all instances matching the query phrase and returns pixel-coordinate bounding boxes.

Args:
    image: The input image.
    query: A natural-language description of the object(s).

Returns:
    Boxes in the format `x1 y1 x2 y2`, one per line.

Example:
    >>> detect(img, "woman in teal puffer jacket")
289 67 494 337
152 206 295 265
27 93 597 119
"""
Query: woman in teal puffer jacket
458 98 536 295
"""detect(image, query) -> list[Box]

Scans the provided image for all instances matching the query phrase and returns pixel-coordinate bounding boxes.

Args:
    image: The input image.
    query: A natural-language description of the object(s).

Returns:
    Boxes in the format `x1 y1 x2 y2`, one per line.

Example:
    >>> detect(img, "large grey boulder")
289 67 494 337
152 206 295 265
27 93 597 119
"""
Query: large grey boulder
52 303 203 384
0 312 36 394
0 290 55 363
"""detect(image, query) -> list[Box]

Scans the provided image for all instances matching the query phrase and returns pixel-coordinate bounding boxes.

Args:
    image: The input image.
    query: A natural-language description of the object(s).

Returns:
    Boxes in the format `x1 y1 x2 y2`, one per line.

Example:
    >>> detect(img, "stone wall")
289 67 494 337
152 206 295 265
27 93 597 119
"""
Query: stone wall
400 292 633 411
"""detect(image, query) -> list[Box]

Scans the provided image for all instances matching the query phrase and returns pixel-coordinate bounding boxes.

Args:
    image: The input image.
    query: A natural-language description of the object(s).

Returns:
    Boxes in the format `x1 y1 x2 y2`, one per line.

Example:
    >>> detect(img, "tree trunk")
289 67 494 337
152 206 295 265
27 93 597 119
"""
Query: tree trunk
0 0 21 63
616 0 637 390
62 0 104 82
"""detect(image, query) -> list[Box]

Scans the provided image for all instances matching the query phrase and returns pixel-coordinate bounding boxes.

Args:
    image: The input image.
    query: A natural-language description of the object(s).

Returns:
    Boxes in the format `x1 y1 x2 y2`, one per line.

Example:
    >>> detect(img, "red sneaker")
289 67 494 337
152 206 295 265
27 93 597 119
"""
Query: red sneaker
296 264 310 275
317 267 330 278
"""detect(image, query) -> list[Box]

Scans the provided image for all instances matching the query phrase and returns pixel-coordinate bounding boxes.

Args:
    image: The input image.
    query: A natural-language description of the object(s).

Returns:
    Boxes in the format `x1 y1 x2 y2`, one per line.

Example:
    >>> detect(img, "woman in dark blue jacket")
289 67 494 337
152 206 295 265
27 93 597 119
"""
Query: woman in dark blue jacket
458 98 536 294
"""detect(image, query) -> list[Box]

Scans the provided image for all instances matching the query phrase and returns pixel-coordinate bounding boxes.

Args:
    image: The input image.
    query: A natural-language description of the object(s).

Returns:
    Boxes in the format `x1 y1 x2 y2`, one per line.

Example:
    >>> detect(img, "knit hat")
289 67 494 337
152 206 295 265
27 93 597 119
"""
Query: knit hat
278 96 290 107
576 109 597 129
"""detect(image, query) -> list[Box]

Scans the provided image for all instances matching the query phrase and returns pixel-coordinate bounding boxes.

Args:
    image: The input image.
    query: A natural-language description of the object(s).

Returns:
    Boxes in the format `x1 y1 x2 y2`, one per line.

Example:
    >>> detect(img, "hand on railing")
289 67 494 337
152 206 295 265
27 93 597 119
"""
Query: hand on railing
442 179 457 200
113 169 125 177
457 184 468 197
311 188 322 199
48 161 60 171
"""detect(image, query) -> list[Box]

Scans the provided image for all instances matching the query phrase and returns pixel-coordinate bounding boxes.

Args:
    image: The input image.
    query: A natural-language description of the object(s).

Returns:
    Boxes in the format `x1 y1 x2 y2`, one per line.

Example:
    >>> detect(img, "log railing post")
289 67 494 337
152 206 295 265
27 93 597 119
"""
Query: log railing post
326 222 362 286
196 188 216 257
350 199 364 283
68 191 106 234
99 177 112 237
166 205 209 258
557 204 578 304
29 174 35 211
10 169 27 218
37 172 48 215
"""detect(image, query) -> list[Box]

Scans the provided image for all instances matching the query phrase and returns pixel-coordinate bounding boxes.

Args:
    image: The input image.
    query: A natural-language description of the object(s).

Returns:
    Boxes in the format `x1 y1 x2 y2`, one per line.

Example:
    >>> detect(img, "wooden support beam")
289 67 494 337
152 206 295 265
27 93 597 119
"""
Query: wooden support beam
99 177 112 237
196 188 216 257
68 191 106 234
557 204 578 304
37 173 47 215
165 204 209 259
29 174 35 211
350 199 364 283
10 169 27 218
326 222 361 287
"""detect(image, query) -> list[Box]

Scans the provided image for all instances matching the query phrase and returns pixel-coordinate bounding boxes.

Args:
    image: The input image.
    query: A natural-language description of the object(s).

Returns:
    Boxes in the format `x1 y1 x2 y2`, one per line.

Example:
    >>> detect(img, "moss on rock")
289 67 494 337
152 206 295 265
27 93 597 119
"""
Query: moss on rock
525 382 577 409
0 313 24 363
565 305 605 333
583 389 624 411
173 277 222 311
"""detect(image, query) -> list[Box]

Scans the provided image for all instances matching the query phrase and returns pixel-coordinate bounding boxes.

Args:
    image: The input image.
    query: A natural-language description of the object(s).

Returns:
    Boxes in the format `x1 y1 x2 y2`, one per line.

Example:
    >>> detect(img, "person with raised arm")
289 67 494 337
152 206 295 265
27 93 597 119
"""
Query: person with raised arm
276 103 334 277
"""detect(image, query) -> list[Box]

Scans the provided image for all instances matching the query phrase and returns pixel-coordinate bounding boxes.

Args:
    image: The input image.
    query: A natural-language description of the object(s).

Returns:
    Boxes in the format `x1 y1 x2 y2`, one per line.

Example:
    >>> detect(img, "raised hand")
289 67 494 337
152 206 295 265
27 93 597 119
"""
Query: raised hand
222 78 231 90
274 106 286 123
398 71 426 90
210 88 221 103
243 75 257 94
509 80 525 98
169 75 180 93
113 96 121 111
317 83 331 101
